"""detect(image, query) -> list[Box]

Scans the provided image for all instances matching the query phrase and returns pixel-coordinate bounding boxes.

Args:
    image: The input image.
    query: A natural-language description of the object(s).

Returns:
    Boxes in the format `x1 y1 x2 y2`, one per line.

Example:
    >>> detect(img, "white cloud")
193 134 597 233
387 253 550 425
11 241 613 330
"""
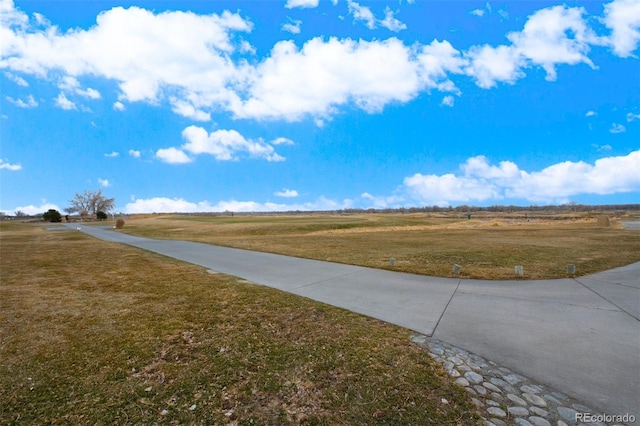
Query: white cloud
275 188 299 197
610 123 626 133
58 76 101 99
471 9 485 18
347 2 406 32
603 0 640 57
627 112 640 121
285 0 319 9
379 8 407 32
592 143 612 151
12 201 60 216
5 94 37 108
79 87 101 99
401 151 640 205
282 18 302 34
180 126 284 162
272 137 295 145
54 92 76 110
98 178 110 187
464 5 597 87
4 72 28 86
156 147 192 164
586 110 597 117
104 151 119 157
464 44 523 88
0 158 22 171
0 0 635 124
506 5 596 81
128 149 141 158
170 99 211 121
124 195 353 214
1 4 253 108
441 95 454 107
348 1 376 30
237 37 424 120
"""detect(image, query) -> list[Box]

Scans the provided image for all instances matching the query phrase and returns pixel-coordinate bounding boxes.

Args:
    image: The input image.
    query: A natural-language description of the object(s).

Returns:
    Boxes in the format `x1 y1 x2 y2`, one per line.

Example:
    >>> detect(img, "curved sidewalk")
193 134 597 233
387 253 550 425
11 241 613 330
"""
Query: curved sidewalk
67 224 639 421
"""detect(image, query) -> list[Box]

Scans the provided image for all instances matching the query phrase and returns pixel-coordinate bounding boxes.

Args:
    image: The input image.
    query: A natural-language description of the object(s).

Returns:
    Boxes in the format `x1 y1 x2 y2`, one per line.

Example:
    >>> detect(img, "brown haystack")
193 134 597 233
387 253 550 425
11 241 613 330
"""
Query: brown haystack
596 215 610 227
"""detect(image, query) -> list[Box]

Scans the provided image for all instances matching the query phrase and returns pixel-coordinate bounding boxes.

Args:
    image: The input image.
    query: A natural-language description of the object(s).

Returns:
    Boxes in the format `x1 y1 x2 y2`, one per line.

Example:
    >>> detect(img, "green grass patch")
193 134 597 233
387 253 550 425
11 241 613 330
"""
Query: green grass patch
0 222 479 424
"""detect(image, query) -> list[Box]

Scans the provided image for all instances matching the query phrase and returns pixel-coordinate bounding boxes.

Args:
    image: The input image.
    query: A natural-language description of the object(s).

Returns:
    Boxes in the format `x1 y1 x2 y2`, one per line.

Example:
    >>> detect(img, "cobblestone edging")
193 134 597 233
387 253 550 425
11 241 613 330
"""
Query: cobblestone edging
410 335 633 426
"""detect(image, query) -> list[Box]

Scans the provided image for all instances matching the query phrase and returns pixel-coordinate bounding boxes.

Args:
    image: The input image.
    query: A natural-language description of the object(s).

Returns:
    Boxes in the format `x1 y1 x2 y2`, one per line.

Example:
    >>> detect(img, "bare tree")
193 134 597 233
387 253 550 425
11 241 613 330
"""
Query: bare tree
69 190 115 216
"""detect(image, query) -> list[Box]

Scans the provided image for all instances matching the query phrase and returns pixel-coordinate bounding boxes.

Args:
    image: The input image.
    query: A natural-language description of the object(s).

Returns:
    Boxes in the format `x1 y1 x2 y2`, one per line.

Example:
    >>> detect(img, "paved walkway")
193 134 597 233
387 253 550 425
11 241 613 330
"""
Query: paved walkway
66 224 639 422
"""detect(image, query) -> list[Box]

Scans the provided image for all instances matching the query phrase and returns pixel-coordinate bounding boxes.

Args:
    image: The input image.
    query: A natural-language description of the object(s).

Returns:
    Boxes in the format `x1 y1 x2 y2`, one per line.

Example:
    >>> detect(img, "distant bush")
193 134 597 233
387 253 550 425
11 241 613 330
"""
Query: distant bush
115 218 125 229
96 211 108 220
43 209 62 223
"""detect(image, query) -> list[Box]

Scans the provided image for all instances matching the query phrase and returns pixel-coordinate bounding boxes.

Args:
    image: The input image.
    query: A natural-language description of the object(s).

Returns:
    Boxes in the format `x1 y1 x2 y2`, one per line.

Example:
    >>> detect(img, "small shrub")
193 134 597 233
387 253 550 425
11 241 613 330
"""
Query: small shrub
96 211 108 221
115 218 125 229
43 209 62 223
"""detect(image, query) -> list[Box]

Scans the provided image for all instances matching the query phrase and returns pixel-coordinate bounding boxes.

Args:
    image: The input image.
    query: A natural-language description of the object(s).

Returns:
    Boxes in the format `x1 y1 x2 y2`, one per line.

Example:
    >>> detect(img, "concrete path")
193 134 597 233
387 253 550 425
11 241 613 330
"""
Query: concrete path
66 224 639 421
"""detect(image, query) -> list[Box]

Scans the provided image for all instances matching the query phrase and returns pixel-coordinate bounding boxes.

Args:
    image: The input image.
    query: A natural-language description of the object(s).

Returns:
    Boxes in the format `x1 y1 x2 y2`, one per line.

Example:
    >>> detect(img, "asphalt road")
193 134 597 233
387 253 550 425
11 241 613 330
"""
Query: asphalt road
64 224 640 421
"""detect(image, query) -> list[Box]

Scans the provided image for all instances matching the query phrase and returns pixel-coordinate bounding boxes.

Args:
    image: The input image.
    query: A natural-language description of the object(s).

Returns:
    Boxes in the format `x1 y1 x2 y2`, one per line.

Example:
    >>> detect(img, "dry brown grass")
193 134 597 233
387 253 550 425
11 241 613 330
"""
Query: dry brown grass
0 222 479 424
119 211 640 279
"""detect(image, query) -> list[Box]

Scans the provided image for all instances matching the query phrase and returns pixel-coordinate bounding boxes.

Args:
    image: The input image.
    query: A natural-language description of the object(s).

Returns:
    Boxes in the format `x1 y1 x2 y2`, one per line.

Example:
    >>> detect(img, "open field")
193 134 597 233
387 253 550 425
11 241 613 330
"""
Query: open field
0 222 479 424
119 211 640 280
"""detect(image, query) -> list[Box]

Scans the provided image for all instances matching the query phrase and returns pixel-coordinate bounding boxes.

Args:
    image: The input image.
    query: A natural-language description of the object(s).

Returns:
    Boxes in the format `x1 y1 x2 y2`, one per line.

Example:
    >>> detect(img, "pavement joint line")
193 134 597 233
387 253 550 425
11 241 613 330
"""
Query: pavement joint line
574 277 640 321
455 290 623 312
289 268 368 290
430 279 461 337
578 277 639 290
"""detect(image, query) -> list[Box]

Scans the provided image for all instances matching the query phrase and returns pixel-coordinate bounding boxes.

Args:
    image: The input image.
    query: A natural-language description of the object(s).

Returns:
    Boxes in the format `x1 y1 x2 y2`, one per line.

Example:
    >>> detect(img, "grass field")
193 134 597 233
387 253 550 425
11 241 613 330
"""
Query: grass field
0 222 480 424
119 211 640 279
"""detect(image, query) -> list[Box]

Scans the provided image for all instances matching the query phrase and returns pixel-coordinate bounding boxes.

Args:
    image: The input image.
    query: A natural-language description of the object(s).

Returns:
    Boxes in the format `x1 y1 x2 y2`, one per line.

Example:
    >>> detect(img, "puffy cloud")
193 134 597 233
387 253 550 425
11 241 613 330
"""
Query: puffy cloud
156 147 192 164
464 5 597 87
347 1 376 29
128 149 141 158
285 0 319 9
104 151 119 157
1 3 252 108
170 99 211 122
347 2 406 32
441 95 454 107
282 18 302 34
506 5 596 81
627 112 640 121
58 76 101 99
155 127 288 164
271 137 295 145
379 8 407 32
4 71 28 86
0 158 21 170
401 151 640 205
54 92 76 110
12 200 60 215
237 37 423 120
0 0 636 124
470 9 485 18
98 178 110 187
603 0 640 57
124 195 353 213
180 126 284 162
609 123 626 133
275 188 299 197
464 44 523 88
586 110 597 117
5 94 37 108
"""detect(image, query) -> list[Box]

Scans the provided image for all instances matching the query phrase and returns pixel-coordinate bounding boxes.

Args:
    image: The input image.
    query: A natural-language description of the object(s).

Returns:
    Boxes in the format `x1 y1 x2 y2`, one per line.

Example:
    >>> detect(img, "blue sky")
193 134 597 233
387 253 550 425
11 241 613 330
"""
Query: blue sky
1 0 639 214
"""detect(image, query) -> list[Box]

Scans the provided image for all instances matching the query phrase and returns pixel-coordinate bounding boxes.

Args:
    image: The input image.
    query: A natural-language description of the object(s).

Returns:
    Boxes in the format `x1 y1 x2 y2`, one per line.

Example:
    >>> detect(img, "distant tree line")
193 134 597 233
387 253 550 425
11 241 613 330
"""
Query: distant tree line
171 203 640 217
